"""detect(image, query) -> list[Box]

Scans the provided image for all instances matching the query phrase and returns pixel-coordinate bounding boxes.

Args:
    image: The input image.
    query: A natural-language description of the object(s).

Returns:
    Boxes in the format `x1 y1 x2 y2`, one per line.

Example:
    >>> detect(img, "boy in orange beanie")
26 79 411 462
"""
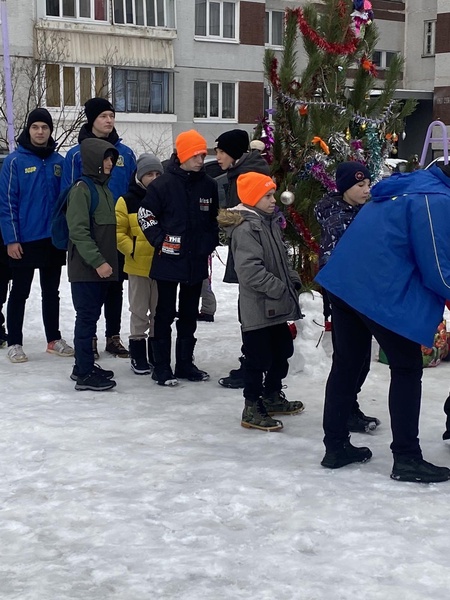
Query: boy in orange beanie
137 130 219 386
217 172 304 431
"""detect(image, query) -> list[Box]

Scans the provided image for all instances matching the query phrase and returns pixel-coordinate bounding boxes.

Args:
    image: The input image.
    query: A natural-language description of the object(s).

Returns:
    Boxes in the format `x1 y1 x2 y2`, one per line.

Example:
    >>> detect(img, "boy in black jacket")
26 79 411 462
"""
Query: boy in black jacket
137 130 219 386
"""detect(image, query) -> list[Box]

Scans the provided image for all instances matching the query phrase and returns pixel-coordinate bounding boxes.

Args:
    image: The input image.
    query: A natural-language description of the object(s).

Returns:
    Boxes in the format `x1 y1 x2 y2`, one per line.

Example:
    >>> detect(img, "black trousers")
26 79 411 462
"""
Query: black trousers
324 292 423 458
71 281 109 376
7 265 62 346
154 280 203 340
242 322 294 403
0 261 11 331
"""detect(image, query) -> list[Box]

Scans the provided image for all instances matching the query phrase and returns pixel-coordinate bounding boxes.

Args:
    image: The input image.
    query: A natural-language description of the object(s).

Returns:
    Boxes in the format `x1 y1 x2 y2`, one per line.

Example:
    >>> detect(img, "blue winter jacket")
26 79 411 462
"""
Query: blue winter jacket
315 165 450 347
0 144 64 244
62 125 136 203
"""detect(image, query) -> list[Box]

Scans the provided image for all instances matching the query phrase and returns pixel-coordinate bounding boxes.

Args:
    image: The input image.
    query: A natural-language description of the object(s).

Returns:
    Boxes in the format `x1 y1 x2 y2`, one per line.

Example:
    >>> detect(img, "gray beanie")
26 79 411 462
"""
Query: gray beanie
136 153 163 180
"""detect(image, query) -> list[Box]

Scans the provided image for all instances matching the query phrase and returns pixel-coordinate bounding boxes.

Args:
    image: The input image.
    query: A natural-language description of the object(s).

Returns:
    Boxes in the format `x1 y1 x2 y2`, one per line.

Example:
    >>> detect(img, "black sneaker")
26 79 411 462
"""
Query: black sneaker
347 408 380 433
105 335 130 358
241 399 283 432
262 390 305 415
75 370 117 391
321 439 372 469
391 457 450 483
70 364 114 382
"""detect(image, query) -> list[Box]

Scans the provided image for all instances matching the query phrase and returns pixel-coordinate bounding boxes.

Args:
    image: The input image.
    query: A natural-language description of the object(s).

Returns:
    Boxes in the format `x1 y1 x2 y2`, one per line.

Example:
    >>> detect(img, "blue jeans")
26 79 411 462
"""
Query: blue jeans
71 281 110 376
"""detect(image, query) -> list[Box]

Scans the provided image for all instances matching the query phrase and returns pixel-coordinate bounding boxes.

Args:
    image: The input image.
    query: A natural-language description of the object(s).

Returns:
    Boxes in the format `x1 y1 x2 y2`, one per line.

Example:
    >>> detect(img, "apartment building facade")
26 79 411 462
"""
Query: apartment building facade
0 0 448 159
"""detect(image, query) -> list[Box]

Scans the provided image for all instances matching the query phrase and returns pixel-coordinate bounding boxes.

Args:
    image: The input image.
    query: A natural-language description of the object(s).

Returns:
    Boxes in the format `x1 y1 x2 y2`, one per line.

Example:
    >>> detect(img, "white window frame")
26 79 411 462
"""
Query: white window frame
44 0 109 21
112 68 174 114
194 0 238 42
423 20 436 57
43 64 111 109
265 10 284 48
113 0 175 27
372 50 398 70
193 81 237 122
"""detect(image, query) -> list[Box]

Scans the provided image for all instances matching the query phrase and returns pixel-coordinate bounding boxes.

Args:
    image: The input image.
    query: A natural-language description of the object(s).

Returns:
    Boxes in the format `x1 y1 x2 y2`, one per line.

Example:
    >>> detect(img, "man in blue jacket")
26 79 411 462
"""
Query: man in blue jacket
0 108 74 363
316 164 450 483
62 97 136 358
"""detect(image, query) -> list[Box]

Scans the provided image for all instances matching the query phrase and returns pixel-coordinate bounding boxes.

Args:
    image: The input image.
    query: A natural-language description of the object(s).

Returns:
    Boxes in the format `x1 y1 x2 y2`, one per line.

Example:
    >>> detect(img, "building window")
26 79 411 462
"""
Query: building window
194 81 236 119
265 10 284 47
113 69 174 113
45 0 108 20
45 64 109 108
195 0 237 40
113 0 175 27
423 20 436 57
372 50 398 69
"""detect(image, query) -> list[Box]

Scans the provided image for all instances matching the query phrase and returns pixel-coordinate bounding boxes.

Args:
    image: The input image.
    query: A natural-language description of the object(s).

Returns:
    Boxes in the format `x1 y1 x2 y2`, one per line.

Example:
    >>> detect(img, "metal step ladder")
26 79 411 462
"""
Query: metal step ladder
419 120 449 167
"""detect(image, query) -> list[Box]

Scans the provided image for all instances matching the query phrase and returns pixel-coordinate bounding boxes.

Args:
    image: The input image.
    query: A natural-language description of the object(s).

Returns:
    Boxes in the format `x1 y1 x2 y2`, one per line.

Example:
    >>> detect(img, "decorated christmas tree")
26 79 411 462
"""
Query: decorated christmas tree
261 0 415 284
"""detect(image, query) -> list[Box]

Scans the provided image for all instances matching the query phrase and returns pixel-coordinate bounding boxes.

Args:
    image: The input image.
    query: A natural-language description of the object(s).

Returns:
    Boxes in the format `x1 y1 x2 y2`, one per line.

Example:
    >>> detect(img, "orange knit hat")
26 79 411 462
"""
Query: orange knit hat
175 130 207 164
237 172 276 206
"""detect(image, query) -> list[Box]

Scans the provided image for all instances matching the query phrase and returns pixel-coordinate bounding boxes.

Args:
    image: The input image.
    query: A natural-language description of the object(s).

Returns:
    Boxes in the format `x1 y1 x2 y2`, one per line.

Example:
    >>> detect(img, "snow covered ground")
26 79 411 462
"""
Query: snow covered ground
1 248 450 600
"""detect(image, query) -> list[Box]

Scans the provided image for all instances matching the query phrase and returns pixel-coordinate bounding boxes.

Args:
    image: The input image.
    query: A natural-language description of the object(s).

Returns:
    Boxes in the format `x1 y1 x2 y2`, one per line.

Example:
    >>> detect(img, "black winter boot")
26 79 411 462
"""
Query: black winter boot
391 456 450 483
129 338 151 375
0 325 7 348
174 337 209 381
151 338 178 386
443 395 450 440
347 407 380 433
321 439 372 469
218 355 245 388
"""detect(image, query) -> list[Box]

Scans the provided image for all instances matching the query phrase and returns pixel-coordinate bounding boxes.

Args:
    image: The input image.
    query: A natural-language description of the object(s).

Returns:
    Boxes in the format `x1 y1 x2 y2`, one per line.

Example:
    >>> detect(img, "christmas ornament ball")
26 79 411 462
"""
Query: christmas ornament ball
280 190 295 205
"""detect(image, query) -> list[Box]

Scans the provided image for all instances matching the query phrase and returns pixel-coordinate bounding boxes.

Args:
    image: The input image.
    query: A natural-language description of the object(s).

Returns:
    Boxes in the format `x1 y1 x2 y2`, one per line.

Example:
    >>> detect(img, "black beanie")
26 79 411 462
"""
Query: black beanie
215 129 249 160
336 161 371 194
84 97 115 127
26 108 54 133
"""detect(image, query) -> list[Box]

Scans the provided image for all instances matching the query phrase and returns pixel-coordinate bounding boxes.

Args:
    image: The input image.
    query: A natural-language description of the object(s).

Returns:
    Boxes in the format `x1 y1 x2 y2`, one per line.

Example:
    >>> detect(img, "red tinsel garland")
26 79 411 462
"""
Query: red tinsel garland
292 7 359 55
287 206 320 255
269 56 281 92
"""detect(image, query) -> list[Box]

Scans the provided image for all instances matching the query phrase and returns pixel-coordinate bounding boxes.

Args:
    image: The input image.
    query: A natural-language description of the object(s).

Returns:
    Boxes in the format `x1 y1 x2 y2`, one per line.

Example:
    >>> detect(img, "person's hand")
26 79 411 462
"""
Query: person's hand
7 242 23 260
96 262 113 278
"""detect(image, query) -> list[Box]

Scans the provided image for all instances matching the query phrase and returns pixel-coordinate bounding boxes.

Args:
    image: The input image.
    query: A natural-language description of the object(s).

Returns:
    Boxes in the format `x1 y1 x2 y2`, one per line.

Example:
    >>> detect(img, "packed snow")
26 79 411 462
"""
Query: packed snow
1 247 450 600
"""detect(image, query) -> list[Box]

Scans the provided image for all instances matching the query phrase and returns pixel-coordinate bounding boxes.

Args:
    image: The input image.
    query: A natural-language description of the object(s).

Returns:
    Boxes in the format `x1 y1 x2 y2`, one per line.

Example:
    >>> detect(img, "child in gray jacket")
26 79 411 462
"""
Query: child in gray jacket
218 172 304 431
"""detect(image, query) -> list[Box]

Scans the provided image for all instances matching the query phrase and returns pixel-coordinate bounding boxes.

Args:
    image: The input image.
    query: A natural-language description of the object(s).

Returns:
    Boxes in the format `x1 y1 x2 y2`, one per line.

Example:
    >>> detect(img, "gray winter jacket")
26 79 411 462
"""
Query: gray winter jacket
218 206 302 332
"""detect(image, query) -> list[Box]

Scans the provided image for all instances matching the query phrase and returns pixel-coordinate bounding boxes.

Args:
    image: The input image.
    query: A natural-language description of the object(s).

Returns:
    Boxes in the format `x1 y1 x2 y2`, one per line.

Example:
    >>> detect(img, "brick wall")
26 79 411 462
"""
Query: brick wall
240 2 265 46
434 86 450 123
238 81 264 124
436 13 450 54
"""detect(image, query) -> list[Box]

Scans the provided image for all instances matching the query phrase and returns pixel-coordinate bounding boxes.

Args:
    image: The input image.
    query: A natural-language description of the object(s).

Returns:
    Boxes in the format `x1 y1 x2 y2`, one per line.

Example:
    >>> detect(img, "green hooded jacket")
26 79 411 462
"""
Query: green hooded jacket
66 138 119 282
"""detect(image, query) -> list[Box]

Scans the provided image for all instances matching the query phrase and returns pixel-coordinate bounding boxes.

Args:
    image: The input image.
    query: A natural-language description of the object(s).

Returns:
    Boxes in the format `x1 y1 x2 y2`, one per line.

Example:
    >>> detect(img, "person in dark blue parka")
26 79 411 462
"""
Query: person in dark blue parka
316 164 450 483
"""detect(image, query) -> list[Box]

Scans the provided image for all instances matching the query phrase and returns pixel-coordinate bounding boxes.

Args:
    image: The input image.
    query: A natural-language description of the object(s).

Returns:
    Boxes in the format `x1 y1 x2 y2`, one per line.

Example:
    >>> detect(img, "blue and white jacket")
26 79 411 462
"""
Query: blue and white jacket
62 125 136 203
0 139 64 244
316 165 450 347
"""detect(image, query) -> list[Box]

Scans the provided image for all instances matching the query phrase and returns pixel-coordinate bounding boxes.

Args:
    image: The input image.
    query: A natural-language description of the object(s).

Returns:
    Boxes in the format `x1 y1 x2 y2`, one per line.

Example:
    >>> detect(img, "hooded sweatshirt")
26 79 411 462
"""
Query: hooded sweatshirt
218 205 301 331
316 165 450 347
66 138 119 282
